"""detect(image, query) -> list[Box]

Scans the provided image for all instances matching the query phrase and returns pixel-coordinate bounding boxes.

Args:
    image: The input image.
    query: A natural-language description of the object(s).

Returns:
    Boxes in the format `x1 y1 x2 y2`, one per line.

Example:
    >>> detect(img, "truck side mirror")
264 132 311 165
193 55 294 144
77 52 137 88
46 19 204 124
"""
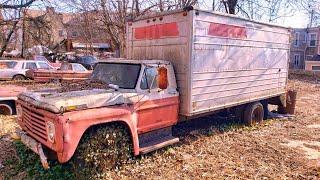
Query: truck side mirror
158 67 168 90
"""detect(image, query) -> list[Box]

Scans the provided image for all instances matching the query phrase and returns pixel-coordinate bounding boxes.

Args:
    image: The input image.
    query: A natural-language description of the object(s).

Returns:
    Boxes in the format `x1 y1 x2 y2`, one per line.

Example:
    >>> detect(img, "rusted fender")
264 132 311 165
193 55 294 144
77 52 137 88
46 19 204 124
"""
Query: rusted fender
57 104 139 163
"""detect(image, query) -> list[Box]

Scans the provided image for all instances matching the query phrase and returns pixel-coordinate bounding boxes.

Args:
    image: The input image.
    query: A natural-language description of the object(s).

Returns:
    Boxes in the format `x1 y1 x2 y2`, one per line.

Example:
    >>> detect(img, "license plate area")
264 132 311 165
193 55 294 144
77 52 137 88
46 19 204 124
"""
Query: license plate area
20 132 39 154
18 131 49 169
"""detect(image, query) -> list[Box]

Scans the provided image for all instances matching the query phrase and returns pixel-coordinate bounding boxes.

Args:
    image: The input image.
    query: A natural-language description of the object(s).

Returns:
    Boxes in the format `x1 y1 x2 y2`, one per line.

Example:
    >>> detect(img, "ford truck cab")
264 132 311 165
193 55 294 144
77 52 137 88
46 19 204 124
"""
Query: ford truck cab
16 59 180 168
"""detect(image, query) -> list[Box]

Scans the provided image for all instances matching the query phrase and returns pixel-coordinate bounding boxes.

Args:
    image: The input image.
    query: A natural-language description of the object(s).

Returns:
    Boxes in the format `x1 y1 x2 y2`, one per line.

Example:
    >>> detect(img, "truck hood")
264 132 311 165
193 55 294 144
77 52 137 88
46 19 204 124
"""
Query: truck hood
18 89 133 113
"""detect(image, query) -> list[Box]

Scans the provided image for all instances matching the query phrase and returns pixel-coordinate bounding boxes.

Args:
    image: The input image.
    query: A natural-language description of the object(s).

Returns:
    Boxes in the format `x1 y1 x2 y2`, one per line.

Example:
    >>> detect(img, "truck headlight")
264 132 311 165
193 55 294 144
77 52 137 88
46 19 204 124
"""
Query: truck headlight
46 121 55 143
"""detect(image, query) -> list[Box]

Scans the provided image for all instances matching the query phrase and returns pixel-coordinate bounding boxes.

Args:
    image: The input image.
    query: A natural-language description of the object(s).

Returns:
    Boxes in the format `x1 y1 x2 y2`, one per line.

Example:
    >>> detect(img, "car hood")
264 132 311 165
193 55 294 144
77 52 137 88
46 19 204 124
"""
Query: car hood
18 89 133 113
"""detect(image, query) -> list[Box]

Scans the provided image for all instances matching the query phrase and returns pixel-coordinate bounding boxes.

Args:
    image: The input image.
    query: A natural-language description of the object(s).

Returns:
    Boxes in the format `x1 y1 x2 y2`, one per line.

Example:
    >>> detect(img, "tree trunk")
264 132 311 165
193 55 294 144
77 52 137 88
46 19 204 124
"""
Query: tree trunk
222 0 238 14
0 21 18 57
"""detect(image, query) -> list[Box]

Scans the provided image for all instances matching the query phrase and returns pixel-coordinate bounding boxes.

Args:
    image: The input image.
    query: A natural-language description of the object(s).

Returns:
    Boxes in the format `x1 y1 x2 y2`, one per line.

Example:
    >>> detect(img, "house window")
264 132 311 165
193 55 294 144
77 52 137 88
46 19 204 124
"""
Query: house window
294 54 300 68
303 33 307 43
72 31 78 37
294 32 299 46
312 66 320 71
309 33 317 47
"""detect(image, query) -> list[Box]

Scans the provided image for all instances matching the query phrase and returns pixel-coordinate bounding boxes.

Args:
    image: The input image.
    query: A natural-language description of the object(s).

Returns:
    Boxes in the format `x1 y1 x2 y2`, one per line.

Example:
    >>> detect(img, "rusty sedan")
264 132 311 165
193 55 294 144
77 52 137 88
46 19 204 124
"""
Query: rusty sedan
26 62 92 82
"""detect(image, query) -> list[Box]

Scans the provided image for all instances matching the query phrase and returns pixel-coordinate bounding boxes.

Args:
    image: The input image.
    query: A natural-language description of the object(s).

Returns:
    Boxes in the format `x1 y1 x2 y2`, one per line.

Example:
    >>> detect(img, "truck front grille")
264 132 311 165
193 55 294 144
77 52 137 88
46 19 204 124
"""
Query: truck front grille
21 105 48 142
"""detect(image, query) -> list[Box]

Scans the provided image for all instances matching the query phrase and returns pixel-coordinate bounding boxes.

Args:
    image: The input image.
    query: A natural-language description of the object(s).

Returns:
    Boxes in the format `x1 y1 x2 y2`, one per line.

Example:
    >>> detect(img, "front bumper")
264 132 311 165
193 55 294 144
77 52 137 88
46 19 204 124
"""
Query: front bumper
16 129 49 169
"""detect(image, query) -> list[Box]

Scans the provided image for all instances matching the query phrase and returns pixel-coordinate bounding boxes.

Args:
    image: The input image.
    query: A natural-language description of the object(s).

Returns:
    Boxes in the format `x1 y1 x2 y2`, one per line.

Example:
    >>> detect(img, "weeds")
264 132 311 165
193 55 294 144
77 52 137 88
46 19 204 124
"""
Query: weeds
4 141 74 180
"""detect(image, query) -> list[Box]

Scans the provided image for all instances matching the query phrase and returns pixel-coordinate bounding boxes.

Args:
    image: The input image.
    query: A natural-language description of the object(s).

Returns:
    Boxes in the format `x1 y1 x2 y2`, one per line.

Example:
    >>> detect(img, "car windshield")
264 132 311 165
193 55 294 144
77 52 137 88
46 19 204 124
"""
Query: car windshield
38 62 52 69
34 56 47 62
80 56 96 64
72 63 86 72
91 63 141 89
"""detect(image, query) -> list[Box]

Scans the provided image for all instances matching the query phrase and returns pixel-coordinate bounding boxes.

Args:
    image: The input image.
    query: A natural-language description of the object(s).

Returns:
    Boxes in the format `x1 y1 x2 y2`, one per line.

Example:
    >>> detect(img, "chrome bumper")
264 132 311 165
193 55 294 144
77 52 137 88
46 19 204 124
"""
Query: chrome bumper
15 129 49 169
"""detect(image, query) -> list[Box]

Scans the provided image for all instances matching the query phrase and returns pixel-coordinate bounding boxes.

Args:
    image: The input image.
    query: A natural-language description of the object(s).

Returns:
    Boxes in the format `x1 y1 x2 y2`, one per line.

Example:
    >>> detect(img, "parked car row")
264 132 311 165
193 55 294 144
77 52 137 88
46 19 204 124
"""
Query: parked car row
0 60 53 80
0 60 91 82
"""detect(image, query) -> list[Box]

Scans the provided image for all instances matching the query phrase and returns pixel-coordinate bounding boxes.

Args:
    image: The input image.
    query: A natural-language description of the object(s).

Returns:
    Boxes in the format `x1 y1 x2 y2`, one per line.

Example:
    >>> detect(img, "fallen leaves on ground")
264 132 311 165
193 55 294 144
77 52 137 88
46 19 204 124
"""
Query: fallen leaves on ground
0 74 320 179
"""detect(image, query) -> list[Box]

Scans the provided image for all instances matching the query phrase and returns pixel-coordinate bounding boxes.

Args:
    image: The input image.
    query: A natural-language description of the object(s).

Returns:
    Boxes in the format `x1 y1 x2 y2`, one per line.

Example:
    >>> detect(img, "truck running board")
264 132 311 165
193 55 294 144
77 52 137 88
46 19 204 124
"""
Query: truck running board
139 127 179 154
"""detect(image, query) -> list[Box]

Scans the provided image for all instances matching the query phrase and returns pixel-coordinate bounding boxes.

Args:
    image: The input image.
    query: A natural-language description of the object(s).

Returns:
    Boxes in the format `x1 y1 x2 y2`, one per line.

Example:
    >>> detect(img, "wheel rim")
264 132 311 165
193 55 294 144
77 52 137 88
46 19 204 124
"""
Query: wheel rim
0 104 12 115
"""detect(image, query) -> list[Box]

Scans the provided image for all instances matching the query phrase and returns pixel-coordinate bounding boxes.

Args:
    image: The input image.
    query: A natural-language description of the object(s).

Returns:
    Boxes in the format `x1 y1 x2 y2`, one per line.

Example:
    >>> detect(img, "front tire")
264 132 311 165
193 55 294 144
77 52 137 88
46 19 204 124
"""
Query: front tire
70 123 133 178
243 102 264 126
12 75 26 81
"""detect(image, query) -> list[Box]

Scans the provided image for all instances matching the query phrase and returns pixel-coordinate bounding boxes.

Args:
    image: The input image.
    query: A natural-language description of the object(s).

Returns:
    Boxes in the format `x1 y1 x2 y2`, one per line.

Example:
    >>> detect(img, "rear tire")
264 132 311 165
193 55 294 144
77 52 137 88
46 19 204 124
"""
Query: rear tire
12 75 26 81
70 123 132 179
243 102 264 126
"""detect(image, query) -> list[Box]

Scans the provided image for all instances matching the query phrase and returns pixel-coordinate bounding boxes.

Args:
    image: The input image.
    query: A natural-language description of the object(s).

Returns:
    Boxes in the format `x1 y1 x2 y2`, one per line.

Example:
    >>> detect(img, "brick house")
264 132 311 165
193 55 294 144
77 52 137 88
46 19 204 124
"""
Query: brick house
290 27 320 70
63 11 111 53
24 8 111 54
1 7 111 56
23 7 67 52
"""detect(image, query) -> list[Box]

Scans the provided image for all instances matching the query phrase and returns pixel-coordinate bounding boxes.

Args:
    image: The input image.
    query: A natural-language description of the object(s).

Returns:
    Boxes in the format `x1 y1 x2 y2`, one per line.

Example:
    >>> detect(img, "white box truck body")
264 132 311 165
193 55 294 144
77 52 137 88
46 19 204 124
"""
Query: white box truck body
127 8 290 117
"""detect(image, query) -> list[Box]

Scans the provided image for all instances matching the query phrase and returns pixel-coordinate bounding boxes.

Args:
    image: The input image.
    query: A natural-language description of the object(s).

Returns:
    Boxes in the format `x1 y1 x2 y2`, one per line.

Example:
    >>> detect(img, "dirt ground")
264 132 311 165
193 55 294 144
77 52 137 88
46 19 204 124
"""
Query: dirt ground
0 74 320 179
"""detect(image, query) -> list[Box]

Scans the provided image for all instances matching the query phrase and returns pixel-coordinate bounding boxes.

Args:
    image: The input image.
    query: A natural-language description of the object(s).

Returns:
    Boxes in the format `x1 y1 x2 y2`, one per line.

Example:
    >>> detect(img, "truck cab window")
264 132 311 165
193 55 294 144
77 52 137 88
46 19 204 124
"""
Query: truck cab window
140 67 158 90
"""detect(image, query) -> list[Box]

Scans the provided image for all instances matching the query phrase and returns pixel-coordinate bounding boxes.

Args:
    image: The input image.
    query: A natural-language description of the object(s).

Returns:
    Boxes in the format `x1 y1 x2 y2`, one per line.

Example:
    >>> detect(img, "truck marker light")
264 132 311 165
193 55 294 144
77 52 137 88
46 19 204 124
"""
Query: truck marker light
64 104 88 112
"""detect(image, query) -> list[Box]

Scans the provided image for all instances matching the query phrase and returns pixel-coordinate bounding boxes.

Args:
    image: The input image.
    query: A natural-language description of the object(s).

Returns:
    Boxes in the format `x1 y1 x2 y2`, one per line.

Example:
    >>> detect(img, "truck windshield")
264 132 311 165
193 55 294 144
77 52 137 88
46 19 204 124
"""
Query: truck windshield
91 63 141 89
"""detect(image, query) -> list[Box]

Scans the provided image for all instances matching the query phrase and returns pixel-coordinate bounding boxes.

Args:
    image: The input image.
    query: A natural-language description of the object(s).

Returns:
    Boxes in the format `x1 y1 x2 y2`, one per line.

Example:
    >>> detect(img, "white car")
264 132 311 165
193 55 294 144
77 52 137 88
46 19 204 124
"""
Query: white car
0 60 54 80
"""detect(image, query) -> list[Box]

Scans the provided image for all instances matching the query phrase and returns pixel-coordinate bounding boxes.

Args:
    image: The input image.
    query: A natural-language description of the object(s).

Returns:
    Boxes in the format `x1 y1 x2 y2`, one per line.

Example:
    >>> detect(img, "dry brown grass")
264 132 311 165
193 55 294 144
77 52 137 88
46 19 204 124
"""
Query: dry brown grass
0 75 320 179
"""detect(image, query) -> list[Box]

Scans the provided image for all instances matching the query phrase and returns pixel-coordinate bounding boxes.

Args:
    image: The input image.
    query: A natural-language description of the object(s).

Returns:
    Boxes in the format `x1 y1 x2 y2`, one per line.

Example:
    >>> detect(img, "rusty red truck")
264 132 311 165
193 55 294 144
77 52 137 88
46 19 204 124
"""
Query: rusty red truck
15 8 290 174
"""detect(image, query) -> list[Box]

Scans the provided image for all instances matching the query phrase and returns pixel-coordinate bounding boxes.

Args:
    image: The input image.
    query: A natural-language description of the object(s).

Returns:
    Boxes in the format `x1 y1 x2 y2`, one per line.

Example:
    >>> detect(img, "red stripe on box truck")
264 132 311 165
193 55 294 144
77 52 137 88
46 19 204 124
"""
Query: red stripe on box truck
208 23 247 38
134 22 179 40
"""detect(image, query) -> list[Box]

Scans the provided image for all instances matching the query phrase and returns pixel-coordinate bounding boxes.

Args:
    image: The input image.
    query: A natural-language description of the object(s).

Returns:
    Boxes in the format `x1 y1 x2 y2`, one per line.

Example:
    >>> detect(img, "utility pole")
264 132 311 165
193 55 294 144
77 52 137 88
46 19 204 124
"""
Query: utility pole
309 9 314 28
212 0 215 11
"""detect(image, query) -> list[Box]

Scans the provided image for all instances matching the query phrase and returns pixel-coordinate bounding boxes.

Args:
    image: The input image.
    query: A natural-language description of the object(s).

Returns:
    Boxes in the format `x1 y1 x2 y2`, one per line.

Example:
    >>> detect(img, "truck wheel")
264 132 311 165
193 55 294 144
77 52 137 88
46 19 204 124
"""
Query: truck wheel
70 123 132 178
0 102 14 115
13 75 26 81
243 102 264 126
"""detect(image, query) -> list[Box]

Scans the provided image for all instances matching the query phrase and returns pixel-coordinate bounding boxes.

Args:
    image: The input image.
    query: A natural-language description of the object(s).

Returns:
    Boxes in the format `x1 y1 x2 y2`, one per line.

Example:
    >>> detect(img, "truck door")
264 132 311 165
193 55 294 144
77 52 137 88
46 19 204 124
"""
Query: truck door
135 66 179 134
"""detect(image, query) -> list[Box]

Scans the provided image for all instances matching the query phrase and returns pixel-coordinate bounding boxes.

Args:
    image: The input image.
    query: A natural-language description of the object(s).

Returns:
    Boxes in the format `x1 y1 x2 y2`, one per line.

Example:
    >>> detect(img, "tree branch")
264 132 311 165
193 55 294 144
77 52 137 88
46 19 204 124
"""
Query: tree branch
0 0 37 9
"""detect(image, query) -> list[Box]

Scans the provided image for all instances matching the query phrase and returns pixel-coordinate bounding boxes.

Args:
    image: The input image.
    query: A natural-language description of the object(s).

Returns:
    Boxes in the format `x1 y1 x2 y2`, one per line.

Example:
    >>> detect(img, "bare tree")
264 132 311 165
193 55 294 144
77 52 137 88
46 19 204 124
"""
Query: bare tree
222 0 238 14
0 0 46 57
294 0 320 27
0 0 37 9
